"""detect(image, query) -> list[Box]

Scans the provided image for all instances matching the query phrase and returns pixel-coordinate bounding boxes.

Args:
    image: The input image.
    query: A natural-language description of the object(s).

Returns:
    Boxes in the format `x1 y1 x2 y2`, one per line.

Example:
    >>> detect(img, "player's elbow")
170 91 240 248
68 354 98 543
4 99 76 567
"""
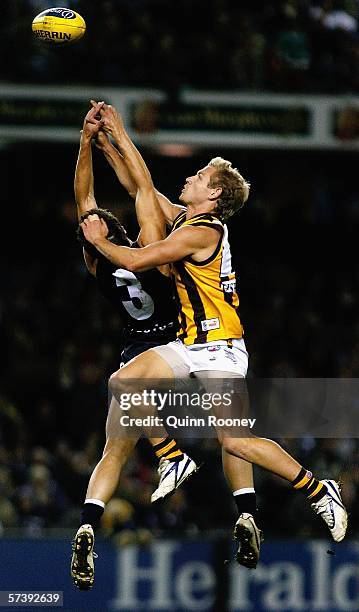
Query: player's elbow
126 257 141 273
125 260 136 272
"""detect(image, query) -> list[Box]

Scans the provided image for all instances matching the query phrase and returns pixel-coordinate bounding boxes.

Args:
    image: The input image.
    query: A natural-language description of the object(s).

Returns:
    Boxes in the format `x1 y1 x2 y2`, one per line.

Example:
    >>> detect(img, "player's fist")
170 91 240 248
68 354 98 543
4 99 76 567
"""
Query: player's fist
82 101 104 139
81 215 108 245
99 104 125 138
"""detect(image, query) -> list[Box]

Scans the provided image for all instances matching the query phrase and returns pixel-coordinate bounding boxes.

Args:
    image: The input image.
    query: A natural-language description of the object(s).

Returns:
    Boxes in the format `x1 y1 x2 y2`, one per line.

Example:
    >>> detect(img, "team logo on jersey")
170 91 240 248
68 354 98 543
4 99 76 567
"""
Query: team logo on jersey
201 318 220 332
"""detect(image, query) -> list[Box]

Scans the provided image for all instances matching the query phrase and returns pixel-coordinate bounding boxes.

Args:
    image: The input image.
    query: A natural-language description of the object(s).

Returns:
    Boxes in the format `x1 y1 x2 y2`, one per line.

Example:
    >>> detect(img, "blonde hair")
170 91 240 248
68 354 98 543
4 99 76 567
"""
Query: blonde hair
208 157 250 221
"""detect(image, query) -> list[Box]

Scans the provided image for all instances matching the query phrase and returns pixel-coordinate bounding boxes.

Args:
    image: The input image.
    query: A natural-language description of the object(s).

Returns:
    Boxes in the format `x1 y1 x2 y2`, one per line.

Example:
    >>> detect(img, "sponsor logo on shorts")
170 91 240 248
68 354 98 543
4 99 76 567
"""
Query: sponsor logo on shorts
201 318 220 332
224 349 237 364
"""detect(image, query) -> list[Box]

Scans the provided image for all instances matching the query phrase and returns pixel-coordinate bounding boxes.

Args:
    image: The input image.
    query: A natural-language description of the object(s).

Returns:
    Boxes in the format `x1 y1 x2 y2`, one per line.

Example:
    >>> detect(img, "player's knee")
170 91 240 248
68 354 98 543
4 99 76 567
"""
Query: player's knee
109 369 146 406
109 368 131 394
108 372 120 395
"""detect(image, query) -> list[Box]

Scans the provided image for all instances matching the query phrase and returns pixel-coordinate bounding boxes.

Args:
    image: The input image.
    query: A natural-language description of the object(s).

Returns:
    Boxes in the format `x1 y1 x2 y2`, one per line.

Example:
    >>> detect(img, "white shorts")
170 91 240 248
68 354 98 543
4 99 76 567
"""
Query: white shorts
151 338 248 378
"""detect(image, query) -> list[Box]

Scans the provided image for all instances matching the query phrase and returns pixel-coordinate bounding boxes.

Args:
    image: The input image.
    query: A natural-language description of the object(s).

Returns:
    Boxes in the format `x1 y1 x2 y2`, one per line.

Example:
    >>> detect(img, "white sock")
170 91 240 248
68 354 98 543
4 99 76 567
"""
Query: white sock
233 487 255 496
85 498 105 508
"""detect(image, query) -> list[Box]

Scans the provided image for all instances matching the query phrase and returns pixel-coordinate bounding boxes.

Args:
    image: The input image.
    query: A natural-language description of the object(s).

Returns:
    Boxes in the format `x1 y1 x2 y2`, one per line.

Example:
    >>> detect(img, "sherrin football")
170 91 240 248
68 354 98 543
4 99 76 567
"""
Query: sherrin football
32 7 86 44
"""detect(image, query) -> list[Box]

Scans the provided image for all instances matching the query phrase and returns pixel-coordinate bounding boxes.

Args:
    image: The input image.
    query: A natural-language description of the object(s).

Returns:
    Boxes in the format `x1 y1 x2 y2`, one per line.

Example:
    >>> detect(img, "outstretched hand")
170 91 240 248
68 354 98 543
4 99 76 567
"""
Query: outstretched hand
81 214 108 245
95 102 125 139
82 101 105 139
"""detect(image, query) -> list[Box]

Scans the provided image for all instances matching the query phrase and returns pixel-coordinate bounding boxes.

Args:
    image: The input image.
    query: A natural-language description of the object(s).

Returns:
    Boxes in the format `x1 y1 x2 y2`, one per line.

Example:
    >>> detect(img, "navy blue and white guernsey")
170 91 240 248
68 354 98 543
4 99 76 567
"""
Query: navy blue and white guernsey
95 245 178 360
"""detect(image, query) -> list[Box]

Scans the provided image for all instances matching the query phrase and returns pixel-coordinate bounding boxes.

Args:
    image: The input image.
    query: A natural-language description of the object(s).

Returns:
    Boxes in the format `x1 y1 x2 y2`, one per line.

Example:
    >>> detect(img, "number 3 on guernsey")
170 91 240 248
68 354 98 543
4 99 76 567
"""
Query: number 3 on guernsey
113 269 155 320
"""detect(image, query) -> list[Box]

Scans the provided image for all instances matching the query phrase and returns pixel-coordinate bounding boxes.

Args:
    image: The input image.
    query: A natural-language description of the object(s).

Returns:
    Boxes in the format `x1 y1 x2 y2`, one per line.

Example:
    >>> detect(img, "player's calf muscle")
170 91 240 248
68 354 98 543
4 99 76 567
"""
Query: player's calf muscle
101 437 134 461
221 437 252 460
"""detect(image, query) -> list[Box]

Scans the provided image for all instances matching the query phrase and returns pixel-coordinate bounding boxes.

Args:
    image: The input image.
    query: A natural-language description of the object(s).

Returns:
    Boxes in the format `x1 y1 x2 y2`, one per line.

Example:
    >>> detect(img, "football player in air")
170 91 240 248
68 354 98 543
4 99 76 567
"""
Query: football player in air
71 102 262 590
75 102 198 496
77 102 348 588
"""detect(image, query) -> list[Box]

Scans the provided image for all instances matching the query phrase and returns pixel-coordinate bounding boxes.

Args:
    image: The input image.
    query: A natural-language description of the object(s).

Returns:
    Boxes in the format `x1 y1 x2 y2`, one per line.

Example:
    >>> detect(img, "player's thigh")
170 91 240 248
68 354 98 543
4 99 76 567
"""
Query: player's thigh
194 369 245 395
110 346 175 383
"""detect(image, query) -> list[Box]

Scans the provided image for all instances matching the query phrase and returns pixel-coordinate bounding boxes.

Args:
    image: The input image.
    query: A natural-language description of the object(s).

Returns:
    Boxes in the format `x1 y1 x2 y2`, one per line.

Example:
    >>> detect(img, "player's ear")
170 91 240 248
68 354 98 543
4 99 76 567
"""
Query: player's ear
209 186 222 201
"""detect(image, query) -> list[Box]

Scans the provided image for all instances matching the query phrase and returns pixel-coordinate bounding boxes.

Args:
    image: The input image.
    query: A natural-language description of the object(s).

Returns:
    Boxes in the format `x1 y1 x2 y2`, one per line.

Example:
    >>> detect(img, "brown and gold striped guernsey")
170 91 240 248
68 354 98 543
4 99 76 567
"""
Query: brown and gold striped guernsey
170 211 243 345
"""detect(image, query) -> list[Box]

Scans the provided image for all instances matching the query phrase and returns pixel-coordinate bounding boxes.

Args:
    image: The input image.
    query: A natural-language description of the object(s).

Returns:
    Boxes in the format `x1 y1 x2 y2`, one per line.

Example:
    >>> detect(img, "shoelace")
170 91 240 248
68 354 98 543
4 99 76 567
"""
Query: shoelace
158 459 171 477
313 495 335 528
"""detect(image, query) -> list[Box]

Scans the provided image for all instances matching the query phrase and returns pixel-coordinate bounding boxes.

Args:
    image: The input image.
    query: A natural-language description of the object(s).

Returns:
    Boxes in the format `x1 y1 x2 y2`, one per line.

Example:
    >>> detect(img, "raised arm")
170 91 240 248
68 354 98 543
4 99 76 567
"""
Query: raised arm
94 129 137 200
95 130 165 243
99 103 185 231
96 128 183 230
74 102 104 274
99 104 164 246
74 102 105 219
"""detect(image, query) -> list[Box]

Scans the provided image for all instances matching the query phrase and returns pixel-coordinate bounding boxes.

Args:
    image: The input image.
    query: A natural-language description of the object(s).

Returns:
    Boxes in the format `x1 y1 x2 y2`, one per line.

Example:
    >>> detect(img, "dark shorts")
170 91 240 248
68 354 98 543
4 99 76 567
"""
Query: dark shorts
120 339 173 366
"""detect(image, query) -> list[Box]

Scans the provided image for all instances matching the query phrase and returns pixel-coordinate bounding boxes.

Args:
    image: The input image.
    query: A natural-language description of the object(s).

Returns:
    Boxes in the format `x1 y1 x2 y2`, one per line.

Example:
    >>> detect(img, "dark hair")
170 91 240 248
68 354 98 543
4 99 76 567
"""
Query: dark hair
76 208 131 258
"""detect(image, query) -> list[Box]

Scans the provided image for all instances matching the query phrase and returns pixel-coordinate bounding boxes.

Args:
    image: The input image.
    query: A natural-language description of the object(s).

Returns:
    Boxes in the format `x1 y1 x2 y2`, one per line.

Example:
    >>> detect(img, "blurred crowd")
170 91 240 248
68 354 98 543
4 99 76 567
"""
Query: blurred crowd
0 143 358 540
1 0 359 93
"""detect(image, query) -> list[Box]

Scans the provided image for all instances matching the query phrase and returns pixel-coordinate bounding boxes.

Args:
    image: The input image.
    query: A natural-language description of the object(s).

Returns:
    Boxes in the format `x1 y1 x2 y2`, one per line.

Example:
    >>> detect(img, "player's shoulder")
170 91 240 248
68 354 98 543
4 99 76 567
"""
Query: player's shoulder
173 211 223 226
187 212 223 224
181 213 224 235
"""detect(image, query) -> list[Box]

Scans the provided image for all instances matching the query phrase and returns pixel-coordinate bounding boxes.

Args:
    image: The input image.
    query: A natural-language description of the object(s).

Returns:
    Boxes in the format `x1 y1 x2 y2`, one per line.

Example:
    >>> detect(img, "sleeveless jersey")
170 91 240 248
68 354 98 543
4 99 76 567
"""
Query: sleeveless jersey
95 248 178 343
171 211 243 345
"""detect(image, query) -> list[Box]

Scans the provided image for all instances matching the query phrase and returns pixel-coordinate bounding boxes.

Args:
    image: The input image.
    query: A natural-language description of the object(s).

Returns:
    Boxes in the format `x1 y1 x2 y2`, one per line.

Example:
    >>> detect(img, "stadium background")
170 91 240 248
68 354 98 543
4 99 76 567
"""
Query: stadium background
0 1 358 610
